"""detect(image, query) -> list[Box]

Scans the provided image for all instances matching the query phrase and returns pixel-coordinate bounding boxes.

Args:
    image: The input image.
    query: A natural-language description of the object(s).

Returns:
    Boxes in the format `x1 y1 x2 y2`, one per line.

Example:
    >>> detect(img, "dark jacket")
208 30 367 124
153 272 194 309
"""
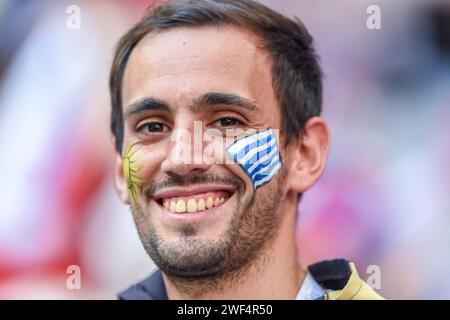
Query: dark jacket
118 259 383 300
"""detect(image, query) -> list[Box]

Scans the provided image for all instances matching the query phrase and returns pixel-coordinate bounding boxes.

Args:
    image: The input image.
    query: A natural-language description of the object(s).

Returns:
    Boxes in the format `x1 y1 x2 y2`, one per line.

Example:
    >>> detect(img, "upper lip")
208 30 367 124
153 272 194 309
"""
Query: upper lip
153 185 236 200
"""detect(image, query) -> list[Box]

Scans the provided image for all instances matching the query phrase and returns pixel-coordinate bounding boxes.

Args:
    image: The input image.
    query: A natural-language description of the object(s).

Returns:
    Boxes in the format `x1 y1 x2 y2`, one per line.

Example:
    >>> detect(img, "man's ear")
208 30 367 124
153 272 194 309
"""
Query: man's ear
113 138 130 205
285 116 330 194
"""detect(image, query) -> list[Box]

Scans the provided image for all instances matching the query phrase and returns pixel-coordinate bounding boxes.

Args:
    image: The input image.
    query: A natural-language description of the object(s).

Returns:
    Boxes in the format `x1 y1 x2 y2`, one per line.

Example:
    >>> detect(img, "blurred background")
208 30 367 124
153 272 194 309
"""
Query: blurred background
0 0 449 299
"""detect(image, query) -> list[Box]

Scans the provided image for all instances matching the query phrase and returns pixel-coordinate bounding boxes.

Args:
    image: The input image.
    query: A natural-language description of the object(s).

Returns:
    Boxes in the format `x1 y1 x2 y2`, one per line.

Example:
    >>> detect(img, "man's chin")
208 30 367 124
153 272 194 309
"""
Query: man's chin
147 237 232 279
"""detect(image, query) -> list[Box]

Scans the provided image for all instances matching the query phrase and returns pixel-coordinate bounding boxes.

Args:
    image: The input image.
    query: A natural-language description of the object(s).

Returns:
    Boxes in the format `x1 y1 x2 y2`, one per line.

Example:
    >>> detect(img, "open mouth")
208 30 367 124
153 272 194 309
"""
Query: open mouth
156 190 233 214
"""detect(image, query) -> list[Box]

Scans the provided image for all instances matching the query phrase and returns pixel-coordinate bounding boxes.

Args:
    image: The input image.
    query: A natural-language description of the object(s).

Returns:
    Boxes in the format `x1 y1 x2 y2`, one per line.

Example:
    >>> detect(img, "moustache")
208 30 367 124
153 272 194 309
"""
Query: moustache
143 173 245 199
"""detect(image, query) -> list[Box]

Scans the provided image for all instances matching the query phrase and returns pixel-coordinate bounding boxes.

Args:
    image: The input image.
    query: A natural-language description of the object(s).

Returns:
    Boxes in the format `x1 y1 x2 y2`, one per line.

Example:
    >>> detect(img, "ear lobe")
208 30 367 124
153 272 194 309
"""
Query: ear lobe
287 116 330 193
114 151 130 205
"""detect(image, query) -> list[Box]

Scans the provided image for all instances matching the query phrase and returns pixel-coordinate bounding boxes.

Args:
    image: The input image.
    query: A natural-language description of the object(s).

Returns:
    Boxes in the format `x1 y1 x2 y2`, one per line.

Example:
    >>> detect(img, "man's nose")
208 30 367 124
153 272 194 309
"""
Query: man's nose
160 127 213 178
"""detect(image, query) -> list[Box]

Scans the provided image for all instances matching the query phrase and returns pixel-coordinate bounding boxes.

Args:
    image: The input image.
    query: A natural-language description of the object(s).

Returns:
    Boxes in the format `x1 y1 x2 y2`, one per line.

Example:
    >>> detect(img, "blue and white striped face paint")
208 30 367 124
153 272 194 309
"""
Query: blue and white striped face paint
226 129 282 190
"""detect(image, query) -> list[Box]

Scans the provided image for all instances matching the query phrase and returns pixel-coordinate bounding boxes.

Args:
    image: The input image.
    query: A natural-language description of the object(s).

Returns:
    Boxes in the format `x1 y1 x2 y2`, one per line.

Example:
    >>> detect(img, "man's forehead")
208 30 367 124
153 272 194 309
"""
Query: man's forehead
129 26 265 70
121 26 273 110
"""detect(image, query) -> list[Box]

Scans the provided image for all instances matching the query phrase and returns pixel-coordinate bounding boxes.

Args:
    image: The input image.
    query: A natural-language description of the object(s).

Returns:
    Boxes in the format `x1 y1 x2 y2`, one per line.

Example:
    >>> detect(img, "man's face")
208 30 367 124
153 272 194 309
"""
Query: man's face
117 26 289 279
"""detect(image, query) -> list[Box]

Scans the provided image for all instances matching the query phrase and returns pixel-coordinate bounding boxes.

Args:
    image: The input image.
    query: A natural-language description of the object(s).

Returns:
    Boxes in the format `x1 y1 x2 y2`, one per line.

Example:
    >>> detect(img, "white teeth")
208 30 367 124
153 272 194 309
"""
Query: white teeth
164 195 228 213
206 197 214 209
197 198 206 211
186 198 197 213
175 200 186 213
170 201 176 212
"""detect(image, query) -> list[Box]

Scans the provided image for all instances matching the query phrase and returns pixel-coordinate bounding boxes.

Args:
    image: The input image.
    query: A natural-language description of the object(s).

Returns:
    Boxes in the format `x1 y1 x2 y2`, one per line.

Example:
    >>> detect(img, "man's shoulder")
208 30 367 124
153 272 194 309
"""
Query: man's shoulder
118 268 167 300
307 259 384 300
118 259 384 300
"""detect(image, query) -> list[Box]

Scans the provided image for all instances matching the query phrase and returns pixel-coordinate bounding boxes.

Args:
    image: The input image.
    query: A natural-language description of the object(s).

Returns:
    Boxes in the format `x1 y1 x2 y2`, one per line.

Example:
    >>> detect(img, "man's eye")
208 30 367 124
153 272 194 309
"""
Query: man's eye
138 122 167 133
216 117 241 127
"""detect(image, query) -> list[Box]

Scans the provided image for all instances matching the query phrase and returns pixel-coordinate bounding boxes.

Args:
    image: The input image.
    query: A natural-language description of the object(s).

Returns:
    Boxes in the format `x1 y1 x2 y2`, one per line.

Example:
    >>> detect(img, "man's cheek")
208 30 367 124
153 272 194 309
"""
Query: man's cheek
226 128 282 190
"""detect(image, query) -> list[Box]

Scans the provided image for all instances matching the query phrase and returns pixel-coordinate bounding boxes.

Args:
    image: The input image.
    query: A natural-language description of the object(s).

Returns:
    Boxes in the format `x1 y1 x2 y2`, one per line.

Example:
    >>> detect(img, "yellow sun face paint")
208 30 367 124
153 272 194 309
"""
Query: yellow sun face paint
123 143 145 207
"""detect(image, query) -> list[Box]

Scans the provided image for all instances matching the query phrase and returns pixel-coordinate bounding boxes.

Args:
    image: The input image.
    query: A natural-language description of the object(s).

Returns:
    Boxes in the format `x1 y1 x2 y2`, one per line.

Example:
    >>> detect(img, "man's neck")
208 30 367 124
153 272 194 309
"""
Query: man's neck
162 205 305 300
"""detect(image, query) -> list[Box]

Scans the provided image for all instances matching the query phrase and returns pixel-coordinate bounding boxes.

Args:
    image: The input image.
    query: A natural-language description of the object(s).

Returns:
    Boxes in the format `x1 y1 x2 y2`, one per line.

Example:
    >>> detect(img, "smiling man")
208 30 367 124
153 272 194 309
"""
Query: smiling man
110 0 383 300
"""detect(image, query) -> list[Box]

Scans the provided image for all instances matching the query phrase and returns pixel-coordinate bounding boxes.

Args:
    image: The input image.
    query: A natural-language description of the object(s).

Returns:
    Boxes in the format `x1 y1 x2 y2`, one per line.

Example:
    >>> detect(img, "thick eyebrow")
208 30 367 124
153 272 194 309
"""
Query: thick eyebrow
123 92 259 120
191 92 259 113
123 97 171 120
